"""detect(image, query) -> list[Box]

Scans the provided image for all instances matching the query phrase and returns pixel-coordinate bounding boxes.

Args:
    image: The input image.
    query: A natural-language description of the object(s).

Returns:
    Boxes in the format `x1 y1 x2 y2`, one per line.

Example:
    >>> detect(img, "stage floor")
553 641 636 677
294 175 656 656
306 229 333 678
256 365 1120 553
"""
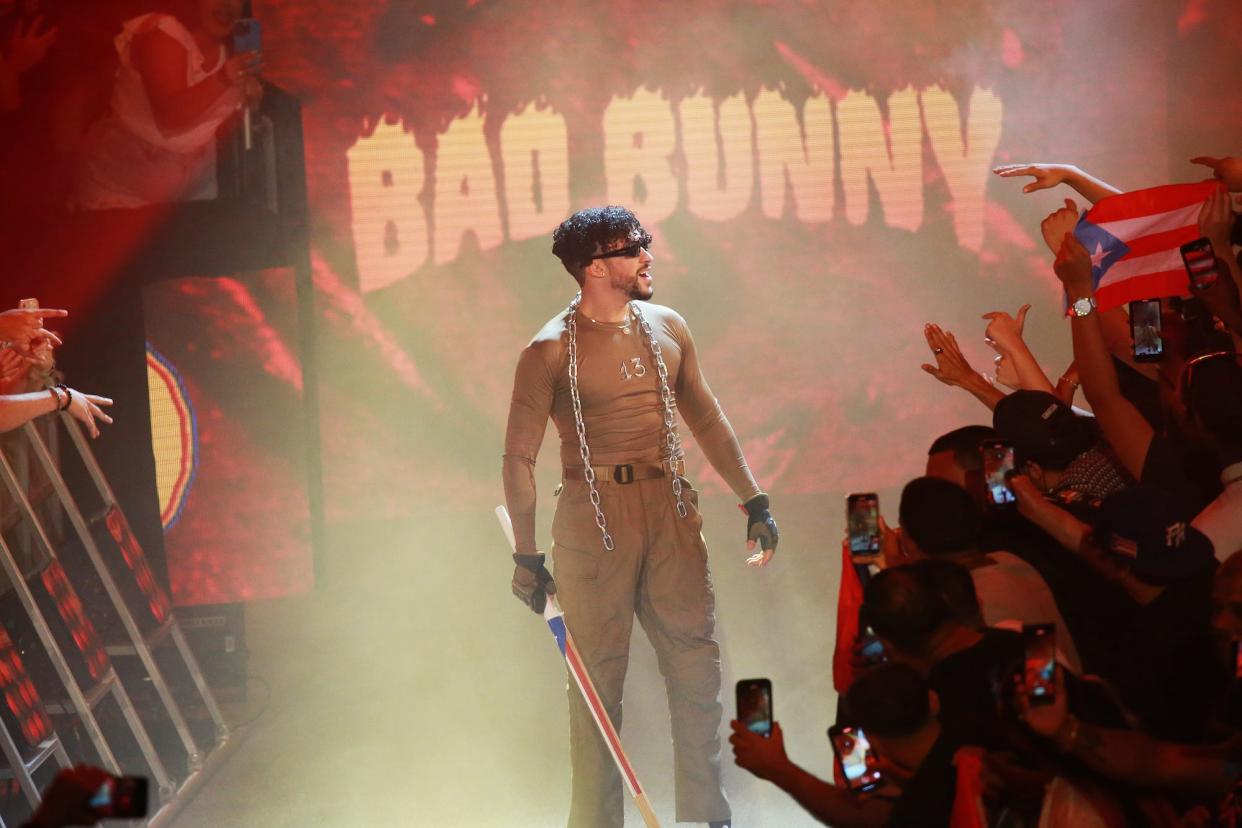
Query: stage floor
173 500 840 826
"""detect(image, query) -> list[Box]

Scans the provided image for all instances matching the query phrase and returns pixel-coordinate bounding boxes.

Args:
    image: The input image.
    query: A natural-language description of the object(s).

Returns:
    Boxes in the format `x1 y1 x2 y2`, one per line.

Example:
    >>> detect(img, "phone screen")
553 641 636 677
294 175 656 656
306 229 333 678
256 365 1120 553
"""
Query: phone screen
736 678 772 738
1181 238 1219 290
829 725 882 792
232 18 262 54
856 627 886 666
981 441 1016 507
1128 299 1164 362
846 494 880 559
90 776 149 819
1023 623 1057 706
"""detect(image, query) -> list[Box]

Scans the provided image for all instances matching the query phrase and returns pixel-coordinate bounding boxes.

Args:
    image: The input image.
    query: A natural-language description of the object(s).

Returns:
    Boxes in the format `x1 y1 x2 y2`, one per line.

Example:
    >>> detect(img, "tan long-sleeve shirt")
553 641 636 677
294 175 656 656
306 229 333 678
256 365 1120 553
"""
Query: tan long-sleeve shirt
502 301 761 554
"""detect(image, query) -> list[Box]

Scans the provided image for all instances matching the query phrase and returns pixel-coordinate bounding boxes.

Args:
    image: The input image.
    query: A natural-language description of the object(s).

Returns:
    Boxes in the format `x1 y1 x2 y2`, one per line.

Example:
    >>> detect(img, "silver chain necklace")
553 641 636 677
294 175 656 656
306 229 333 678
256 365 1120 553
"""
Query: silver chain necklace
565 294 687 553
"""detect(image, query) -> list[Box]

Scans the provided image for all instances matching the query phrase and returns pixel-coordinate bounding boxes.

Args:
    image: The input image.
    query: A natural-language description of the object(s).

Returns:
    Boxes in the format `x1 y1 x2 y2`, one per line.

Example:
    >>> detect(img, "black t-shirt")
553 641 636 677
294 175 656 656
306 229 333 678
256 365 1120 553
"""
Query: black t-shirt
1130 572 1225 740
1113 355 1164 432
883 732 960 827
927 629 1023 748
1142 432 1222 518
983 505 1139 684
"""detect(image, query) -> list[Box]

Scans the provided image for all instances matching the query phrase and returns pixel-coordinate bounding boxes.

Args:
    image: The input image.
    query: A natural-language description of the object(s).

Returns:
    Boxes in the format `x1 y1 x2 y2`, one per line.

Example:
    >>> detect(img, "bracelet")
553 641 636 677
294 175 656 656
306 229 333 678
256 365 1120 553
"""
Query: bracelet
1057 376 1080 388
55 384 71 412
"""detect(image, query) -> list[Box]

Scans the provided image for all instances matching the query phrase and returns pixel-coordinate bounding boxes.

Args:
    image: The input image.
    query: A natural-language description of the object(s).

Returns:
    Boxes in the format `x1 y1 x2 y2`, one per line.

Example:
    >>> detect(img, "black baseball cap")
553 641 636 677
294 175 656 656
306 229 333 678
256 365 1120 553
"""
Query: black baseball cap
993 390 1097 471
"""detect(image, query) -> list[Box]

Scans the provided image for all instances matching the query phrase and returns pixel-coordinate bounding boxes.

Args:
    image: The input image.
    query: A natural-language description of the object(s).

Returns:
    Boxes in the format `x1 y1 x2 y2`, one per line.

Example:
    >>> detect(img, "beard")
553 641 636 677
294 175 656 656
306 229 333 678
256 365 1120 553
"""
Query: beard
613 270 653 301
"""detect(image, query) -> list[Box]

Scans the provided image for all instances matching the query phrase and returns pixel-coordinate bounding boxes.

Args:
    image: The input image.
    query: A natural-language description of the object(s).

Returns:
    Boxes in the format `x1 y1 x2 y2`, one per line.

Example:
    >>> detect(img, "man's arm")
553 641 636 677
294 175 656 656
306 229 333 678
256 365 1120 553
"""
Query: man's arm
730 722 892 827
1050 225 1154 480
992 163 1123 204
670 313 778 563
1021 669 1236 800
502 344 555 556
0 388 113 437
669 315 762 502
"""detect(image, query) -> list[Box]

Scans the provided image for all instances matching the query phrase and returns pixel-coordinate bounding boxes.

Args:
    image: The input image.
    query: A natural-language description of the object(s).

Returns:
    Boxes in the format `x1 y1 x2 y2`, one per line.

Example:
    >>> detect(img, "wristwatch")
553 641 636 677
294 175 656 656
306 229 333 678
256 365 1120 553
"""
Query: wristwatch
1070 296 1096 318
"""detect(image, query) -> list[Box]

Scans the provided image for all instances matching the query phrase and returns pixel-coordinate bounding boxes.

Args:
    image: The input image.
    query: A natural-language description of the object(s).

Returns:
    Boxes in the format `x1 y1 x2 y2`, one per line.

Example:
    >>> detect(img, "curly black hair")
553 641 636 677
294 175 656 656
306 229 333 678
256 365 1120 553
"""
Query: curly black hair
551 205 642 283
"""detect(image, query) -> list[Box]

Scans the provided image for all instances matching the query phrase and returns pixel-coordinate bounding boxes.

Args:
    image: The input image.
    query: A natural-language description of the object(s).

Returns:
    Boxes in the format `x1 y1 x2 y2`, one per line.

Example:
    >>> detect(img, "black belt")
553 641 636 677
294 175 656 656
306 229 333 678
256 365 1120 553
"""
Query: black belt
563 460 685 484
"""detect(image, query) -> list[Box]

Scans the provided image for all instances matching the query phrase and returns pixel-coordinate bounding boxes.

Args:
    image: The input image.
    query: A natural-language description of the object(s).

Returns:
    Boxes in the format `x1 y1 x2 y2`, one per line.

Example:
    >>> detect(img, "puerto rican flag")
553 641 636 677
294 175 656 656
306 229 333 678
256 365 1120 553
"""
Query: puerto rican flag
1073 181 1221 311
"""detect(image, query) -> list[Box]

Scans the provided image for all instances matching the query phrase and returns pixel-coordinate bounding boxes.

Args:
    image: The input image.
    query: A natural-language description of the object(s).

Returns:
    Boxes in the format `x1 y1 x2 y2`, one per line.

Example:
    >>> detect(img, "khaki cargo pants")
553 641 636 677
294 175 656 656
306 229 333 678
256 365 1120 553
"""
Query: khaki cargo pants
551 473 730 827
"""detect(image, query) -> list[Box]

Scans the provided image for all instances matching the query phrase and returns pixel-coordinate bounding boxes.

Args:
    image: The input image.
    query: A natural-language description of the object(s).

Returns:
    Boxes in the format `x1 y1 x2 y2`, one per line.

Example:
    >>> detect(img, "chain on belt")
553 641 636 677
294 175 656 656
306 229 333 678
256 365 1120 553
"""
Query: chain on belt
565 294 687 553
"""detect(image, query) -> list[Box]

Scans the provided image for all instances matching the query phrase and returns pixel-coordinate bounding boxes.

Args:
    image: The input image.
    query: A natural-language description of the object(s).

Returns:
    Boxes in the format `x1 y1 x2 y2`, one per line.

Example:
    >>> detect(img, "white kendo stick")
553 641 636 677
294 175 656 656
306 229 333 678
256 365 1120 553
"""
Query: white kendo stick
495 505 661 828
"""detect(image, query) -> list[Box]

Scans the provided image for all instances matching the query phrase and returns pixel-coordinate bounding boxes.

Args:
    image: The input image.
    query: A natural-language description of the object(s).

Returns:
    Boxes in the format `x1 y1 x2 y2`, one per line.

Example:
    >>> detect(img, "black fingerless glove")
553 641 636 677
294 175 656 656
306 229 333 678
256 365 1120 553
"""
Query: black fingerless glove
744 494 778 553
512 553 556 614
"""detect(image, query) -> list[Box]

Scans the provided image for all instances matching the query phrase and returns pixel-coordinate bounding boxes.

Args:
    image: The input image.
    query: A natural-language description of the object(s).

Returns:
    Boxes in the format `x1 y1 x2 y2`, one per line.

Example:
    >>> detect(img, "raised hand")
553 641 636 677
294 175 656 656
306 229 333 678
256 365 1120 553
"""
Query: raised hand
6 16 58 75
921 323 977 387
1039 199 1080 256
0 307 65 359
729 719 791 782
1053 232 1093 294
1197 185 1234 251
993 163 1078 194
982 304 1031 355
1190 156 1242 192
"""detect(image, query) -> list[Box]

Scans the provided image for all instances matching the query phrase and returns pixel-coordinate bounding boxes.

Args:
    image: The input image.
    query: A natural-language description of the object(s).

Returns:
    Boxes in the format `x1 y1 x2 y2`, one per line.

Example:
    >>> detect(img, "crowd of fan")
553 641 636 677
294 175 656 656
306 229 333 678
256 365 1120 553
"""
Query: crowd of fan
727 159 1242 826
0 304 111 438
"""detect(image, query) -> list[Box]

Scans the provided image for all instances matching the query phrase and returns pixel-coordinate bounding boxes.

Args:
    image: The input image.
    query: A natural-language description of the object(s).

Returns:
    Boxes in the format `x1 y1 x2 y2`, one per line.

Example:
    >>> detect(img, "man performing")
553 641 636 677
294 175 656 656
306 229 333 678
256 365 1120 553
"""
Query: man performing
502 205 779 828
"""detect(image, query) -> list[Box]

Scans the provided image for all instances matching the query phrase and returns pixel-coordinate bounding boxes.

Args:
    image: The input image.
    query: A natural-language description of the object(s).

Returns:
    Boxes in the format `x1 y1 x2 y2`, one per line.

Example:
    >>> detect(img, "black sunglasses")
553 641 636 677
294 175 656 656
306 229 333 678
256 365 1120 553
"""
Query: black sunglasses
592 232 653 260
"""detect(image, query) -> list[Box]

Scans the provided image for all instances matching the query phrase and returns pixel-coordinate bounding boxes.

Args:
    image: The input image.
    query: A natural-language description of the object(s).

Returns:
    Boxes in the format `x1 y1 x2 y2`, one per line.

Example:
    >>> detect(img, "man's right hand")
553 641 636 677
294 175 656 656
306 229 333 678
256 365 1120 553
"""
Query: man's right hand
729 720 792 783
511 553 555 614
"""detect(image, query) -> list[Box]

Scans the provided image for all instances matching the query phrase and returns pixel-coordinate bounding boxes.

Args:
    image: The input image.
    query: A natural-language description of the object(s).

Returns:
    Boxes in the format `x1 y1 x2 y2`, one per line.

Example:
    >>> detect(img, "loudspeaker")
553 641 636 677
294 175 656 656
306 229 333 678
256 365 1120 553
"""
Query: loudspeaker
174 603 247 701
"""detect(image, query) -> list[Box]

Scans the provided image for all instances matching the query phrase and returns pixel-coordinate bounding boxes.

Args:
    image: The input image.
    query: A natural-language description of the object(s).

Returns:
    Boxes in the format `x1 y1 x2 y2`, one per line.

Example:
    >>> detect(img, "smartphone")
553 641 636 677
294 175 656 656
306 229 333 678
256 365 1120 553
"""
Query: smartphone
846 493 881 560
1128 298 1164 362
232 17 262 54
980 440 1016 508
1023 623 1057 706
1181 237 1219 290
855 627 886 666
89 775 149 819
736 678 772 738
828 724 882 792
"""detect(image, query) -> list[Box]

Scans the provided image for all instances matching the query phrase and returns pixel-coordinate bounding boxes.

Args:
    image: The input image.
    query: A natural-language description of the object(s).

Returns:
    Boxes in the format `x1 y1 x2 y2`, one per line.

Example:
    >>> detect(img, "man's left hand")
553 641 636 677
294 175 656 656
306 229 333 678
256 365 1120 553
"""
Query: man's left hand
743 494 777 567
